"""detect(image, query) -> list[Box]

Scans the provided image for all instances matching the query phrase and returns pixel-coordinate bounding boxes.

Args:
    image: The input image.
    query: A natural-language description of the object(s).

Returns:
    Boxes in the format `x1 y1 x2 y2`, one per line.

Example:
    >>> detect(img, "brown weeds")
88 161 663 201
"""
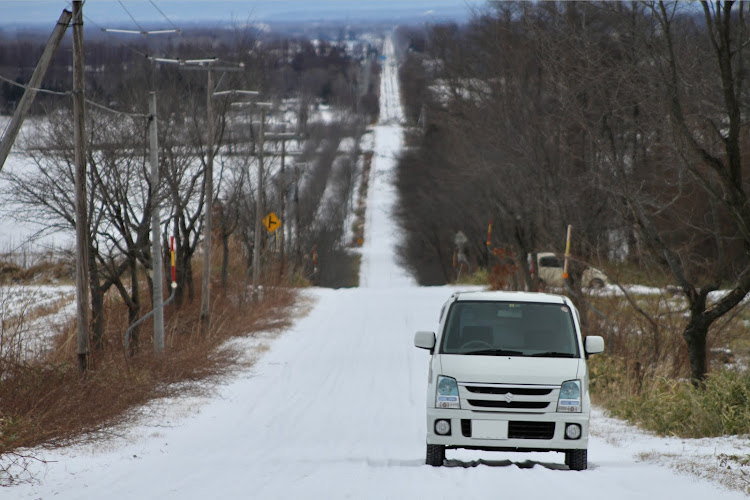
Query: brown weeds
583 289 750 437
0 277 297 463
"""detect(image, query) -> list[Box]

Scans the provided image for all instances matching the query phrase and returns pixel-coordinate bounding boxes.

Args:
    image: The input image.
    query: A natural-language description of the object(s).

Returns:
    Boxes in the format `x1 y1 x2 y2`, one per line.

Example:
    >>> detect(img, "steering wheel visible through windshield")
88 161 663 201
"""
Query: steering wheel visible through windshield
439 301 579 358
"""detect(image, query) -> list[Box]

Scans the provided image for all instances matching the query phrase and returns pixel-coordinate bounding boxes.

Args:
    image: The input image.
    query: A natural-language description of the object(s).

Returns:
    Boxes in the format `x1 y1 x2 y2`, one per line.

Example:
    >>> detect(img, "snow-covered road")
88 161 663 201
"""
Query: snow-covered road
4 35 748 500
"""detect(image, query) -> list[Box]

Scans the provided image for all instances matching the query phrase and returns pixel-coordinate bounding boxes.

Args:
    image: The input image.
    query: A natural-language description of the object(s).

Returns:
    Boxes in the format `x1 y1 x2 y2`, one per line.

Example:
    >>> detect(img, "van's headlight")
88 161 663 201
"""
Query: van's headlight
436 376 460 409
557 380 581 413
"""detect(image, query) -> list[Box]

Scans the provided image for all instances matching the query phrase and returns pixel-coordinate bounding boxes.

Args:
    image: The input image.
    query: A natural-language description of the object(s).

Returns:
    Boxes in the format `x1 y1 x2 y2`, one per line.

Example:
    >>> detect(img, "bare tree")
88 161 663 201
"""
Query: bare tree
537 0 750 382
213 154 246 290
5 108 155 351
642 1 750 382
395 7 613 289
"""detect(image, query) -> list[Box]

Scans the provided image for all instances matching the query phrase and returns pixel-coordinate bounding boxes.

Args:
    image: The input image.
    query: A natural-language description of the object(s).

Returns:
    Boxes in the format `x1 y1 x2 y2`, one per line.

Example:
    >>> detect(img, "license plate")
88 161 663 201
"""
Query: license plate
472 420 508 440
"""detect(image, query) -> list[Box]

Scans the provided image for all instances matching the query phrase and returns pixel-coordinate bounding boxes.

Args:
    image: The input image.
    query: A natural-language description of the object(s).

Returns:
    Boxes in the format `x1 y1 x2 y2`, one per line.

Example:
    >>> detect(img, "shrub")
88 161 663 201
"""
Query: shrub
455 267 489 285
591 359 750 438
582 284 750 438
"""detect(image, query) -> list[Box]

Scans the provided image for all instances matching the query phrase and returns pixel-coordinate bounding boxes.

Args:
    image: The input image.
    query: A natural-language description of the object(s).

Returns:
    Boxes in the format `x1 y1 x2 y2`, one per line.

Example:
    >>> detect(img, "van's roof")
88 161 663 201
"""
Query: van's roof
452 290 568 304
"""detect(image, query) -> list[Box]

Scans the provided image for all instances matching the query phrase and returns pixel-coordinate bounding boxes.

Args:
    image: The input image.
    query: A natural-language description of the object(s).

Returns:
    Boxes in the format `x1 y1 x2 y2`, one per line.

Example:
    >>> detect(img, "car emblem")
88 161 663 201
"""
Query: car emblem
505 392 514 404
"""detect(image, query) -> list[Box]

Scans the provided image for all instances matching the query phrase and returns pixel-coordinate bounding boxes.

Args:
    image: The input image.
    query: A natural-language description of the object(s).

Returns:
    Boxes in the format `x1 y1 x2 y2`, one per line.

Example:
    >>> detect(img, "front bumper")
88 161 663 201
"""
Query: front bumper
426 407 589 452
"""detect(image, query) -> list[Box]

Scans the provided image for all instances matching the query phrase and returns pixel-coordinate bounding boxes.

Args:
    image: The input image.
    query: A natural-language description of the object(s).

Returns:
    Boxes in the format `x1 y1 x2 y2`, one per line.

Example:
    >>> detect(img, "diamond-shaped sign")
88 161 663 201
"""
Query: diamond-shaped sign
262 212 281 233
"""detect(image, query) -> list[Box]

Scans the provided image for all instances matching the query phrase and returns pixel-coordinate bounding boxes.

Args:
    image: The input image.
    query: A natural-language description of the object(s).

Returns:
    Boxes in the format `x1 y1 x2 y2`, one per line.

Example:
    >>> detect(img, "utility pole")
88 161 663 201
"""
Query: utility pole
72 0 91 373
265 131 297 277
279 134 286 275
198 88 259 328
149 92 165 354
200 67 215 335
95 23 178 352
253 105 265 297
0 8 71 172
145 57 241 316
247 102 274 297
293 161 307 270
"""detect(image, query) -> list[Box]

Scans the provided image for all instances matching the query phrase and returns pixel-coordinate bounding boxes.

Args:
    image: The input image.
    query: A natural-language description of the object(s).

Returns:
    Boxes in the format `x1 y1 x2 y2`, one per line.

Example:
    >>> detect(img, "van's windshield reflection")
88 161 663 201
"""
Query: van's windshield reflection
440 301 580 358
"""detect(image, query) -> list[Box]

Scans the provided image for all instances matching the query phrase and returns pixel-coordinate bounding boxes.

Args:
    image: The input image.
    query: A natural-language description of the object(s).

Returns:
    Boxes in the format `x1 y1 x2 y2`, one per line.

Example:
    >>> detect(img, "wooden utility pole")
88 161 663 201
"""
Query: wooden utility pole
265 132 297 277
200 68 215 334
249 102 274 297
293 161 308 270
0 9 71 172
72 0 91 373
279 135 286 275
143 59 241 320
252 105 266 297
149 92 165 354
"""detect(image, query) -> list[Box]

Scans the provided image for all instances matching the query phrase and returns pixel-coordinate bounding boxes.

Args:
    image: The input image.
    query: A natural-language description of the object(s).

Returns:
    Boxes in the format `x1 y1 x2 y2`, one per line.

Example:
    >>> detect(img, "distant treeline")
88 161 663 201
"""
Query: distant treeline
0 24 380 118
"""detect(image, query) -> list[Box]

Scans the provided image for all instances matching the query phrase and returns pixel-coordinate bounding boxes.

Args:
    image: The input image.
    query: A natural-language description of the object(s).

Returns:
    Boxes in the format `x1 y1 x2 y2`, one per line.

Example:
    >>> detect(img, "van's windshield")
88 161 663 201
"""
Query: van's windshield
440 301 580 358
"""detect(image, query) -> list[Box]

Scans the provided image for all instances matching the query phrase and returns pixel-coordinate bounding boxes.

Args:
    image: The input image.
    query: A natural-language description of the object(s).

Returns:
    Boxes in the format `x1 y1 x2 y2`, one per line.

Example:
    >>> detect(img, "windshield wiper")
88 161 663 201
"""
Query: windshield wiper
530 352 576 358
464 349 524 356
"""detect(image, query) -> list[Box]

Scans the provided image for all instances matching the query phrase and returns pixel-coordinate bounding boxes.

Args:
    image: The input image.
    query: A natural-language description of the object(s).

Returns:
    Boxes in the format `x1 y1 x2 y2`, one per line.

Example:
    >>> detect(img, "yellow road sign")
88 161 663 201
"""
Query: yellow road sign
263 212 281 233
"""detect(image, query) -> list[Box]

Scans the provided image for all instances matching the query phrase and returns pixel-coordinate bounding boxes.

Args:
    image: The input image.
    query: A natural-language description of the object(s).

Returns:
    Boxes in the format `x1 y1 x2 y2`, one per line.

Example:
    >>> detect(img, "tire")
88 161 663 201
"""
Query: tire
565 449 587 471
426 444 445 466
589 278 605 289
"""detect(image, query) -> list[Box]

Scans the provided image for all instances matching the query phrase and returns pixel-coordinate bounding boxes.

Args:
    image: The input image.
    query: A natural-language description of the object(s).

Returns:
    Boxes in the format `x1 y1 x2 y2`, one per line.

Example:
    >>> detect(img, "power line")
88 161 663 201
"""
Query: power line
0 72 148 119
84 1 244 74
0 73 69 97
2 1 253 131
84 8 172 42
100 1 179 36
85 98 148 119
117 0 145 33
149 0 181 32
73 5 155 62
138 1 246 66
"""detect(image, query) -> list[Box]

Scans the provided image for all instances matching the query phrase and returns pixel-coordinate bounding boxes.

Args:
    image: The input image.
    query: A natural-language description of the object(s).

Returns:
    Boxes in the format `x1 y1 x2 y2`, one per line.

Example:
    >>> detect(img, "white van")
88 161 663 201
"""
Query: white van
536 252 608 289
414 290 604 470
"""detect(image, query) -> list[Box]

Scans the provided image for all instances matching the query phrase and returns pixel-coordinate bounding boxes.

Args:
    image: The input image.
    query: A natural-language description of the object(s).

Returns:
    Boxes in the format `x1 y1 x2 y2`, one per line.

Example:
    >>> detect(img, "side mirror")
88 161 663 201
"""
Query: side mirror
414 331 436 350
584 336 605 355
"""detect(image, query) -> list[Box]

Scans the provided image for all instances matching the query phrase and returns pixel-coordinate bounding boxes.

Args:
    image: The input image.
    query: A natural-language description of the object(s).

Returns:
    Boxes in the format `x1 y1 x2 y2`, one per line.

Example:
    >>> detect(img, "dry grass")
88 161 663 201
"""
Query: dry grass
582 288 748 384
0 260 74 284
0 276 297 465
583 290 750 438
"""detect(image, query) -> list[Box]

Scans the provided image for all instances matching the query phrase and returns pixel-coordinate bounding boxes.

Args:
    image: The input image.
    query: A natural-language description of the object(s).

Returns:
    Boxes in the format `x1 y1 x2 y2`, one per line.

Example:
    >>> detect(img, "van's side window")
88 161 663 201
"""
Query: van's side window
539 256 561 268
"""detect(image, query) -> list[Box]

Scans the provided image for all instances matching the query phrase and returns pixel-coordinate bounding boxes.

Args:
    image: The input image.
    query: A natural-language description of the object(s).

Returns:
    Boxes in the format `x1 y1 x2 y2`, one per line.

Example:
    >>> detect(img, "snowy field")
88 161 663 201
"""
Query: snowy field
0 118 73 256
0 283 75 361
3 35 750 499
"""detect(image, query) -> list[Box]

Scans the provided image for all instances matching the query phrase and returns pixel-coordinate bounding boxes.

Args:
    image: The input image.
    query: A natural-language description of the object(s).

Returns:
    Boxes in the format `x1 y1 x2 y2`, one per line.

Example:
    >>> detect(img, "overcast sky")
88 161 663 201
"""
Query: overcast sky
0 1 484 26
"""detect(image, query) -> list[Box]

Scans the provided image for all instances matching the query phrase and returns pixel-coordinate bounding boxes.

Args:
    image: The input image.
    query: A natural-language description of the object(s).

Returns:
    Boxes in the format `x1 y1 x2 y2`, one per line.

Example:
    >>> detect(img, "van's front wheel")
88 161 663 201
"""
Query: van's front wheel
426 444 445 466
565 449 588 471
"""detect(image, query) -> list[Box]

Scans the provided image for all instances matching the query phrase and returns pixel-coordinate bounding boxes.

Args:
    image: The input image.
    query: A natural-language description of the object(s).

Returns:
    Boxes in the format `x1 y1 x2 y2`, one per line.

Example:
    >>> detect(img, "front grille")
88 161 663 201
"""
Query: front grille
466 386 552 396
508 421 555 439
460 383 558 413
467 400 550 409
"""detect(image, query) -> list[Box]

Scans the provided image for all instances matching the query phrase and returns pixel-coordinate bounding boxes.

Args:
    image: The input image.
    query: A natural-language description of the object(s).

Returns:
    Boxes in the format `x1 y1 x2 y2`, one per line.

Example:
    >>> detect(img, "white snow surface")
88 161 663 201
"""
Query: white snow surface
0 284 75 361
4 36 750 499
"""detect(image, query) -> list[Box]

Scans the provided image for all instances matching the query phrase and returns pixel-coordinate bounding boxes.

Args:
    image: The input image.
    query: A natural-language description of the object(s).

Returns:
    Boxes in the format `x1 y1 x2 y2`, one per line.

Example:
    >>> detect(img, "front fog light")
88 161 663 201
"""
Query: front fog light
565 423 582 440
435 419 451 435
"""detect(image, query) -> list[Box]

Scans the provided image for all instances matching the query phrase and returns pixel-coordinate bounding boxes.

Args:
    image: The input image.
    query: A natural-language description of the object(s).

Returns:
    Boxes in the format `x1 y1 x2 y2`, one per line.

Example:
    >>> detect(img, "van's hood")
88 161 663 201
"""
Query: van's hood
438 355 582 386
